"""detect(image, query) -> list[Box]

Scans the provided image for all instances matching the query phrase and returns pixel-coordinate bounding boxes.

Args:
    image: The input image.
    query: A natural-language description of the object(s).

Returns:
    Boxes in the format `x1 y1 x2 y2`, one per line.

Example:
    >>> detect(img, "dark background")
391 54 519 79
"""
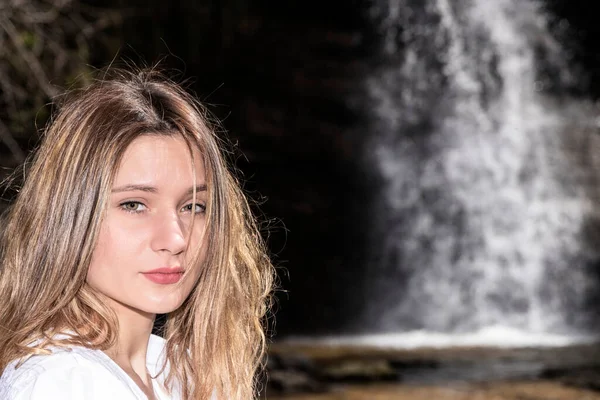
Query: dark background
2 0 600 338
545 0 600 98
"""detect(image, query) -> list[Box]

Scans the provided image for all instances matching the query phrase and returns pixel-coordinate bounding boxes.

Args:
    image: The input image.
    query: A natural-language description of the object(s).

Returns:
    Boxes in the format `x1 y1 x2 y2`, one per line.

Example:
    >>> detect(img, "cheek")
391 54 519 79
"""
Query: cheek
86 220 131 282
86 227 112 284
87 214 143 271
186 222 208 260
191 221 206 246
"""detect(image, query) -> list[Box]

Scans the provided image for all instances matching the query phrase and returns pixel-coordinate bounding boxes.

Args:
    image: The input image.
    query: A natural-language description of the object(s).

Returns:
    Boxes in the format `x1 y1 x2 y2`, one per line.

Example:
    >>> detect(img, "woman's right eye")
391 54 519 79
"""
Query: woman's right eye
119 201 147 213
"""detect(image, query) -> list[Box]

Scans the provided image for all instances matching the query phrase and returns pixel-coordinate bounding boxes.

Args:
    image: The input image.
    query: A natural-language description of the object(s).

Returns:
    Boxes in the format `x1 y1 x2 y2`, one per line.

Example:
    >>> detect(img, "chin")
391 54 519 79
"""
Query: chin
142 296 187 315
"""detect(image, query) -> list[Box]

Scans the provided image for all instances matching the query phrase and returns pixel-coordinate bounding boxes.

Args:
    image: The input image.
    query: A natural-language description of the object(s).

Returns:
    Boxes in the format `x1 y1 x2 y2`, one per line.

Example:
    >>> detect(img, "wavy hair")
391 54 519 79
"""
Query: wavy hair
0 67 274 400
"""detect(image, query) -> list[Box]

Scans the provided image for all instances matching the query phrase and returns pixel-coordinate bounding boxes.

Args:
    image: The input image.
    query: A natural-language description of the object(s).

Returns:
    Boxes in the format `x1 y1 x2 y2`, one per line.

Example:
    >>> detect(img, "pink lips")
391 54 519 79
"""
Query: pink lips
142 267 184 284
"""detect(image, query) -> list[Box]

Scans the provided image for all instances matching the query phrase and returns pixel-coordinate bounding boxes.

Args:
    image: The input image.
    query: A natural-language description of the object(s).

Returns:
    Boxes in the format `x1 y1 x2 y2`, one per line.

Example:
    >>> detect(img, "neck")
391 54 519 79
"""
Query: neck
104 299 156 377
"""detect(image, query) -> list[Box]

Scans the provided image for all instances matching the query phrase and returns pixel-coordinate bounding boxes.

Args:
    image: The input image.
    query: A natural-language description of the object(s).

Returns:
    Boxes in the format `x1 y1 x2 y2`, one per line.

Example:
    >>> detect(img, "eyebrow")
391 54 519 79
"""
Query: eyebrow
111 184 207 194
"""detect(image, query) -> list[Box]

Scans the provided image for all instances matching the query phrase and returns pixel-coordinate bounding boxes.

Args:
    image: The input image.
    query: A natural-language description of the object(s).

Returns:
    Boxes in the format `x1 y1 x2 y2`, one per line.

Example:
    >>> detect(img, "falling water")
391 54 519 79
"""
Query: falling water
358 0 600 344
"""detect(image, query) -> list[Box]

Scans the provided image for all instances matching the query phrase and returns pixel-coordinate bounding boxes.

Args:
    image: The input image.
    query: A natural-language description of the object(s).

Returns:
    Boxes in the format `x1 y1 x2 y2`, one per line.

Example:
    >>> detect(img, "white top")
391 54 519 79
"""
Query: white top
0 334 180 400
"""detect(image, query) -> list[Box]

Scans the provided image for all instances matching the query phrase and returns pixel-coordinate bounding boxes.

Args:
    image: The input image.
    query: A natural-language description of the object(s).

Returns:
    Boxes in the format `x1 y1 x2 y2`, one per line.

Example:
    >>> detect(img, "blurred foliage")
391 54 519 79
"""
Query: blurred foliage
0 0 122 166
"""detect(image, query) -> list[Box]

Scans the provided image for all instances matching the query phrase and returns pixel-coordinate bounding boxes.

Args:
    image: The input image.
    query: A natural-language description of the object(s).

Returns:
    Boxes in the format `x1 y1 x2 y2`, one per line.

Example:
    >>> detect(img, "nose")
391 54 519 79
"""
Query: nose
150 211 187 255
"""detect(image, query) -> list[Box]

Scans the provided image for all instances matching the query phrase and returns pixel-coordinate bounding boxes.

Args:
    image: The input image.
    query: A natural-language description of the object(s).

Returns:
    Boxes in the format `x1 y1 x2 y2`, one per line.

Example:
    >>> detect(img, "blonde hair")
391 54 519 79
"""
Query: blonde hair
0 67 274 399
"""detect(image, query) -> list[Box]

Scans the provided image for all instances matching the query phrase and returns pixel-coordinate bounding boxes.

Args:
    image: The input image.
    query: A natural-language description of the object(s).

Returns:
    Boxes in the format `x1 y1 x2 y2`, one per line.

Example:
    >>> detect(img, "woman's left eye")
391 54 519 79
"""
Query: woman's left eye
181 203 206 213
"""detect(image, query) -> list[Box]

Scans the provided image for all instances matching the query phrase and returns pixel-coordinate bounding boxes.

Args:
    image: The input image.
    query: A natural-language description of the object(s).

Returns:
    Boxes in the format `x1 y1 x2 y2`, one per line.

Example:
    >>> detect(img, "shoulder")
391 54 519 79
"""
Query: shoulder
148 334 167 359
147 335 187 399
0 347 132 400
147 334 168 374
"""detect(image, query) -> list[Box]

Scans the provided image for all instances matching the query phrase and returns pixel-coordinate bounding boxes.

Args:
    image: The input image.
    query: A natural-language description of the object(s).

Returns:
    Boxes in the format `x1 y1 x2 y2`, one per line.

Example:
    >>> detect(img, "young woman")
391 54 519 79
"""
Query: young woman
0 68 274 399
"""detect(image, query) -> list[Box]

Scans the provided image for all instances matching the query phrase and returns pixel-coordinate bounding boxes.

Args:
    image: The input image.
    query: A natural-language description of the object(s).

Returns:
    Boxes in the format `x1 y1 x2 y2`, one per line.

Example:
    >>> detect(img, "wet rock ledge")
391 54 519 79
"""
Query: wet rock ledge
264 342 600 399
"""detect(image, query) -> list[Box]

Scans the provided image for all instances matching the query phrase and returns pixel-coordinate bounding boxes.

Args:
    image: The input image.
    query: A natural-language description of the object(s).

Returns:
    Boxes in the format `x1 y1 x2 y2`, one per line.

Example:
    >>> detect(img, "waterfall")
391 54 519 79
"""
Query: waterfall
361 0 600 341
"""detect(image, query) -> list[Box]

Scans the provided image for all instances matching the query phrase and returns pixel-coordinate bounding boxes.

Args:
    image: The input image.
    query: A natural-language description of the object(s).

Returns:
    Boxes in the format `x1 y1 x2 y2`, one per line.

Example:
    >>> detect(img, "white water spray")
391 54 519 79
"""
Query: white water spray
361 0 600 345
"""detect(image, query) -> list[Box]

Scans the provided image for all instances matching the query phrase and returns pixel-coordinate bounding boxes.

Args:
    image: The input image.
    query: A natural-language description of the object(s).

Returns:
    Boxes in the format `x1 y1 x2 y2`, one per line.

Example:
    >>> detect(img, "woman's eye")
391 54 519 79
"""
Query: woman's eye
120 201 147 213
181 203 206 214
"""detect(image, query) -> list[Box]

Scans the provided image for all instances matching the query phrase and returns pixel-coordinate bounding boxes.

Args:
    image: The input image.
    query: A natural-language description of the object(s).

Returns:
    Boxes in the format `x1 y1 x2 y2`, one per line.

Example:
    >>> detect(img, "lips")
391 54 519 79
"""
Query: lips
142 267 184 285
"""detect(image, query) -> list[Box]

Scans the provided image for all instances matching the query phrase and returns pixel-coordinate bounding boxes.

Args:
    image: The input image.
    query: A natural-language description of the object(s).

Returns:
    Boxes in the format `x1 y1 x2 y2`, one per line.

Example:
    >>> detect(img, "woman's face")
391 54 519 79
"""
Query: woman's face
86 134 207 317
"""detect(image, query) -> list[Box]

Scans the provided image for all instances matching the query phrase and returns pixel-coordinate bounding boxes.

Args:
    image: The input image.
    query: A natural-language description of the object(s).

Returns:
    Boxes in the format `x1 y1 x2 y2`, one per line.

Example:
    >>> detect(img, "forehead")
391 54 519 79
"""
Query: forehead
114 134 205 187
